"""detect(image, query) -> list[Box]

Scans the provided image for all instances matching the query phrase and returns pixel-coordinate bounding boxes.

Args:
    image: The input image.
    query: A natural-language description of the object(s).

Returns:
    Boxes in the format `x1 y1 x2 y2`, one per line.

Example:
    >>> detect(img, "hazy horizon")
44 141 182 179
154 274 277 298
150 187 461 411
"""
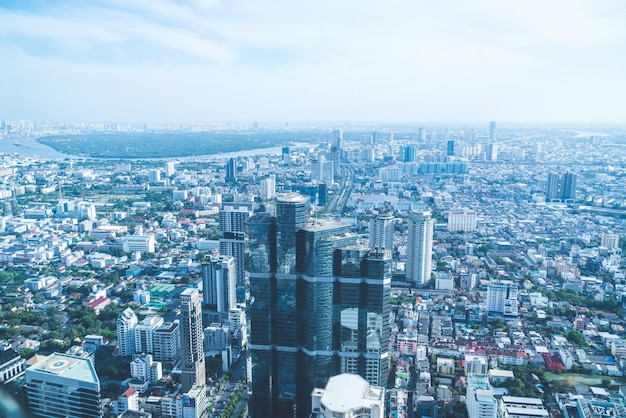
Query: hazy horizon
1 0 625 124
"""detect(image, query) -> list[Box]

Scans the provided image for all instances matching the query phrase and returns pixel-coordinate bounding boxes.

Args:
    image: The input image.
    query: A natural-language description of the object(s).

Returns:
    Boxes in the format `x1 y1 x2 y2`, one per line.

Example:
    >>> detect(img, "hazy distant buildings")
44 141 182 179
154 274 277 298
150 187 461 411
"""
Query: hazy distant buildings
331 129 342 178
225 157 237 182
601 232 620 250
164 161 175 177
485 143 498 161
406 212 434 286
489 121 497 141
447 140 455 156
545 172 577 201
260 175 276 200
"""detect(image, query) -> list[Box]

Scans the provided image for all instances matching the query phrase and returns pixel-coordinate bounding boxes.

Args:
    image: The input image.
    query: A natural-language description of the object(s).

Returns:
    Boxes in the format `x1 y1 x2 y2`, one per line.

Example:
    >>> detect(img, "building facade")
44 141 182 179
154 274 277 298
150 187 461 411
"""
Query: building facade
219 204 252 287
406 211 435 286
180 288 205 393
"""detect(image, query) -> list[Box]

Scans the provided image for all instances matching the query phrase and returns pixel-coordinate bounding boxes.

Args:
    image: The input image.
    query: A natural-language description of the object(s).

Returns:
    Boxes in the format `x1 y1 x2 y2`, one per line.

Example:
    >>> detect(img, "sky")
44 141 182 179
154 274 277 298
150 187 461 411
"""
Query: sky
0 0 625 124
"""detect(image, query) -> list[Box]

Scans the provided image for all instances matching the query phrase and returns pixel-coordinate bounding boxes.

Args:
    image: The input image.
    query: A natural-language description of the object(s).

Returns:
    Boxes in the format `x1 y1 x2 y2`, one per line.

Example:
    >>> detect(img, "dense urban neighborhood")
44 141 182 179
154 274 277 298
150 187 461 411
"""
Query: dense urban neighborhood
0 121 626 418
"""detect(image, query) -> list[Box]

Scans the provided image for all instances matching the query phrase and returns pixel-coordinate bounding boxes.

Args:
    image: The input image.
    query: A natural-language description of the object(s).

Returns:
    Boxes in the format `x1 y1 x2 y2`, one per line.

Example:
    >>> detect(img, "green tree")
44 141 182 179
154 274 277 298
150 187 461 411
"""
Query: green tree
566 330 586 346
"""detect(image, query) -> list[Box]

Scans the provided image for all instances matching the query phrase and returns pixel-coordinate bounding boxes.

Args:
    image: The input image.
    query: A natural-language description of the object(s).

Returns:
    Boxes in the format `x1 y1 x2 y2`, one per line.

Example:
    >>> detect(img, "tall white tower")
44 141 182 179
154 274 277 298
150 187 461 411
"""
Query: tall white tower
180 288 205 393
406 212 434 286
369 212 394 250
117 308 138 357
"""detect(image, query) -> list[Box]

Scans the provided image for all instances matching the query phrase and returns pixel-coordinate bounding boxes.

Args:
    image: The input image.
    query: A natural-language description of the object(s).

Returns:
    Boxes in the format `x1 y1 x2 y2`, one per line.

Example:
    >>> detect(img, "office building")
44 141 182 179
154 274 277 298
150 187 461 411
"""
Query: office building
117 308 138 357
180 288 205 393
310 374 385 418
225 157 237 182
406 212 435 286
560 172 577 200
202 255 236 319
546 173 560 200
246 194 391 418
369 211 394 250
447 140 455 156
404 144 418 162
485 143 498 161
486 280 518 316
25 353 102 418
219 204 252 287
467 374 497 418
448 209 477 233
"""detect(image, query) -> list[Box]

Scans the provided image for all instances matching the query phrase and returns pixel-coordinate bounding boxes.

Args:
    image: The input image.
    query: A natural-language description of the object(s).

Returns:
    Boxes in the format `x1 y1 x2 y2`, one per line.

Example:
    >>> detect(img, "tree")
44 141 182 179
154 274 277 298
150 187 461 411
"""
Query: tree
566 330 586 346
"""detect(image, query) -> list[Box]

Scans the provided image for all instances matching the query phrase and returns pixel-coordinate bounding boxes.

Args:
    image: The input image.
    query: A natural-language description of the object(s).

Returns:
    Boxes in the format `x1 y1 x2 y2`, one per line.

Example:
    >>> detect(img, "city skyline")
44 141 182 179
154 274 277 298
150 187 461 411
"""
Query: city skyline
1 1 626 123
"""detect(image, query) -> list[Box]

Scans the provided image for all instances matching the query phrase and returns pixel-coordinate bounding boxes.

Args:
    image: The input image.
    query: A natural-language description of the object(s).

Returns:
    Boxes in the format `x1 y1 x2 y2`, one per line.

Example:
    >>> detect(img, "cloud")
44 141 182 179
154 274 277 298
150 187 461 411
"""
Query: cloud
0 0 625 122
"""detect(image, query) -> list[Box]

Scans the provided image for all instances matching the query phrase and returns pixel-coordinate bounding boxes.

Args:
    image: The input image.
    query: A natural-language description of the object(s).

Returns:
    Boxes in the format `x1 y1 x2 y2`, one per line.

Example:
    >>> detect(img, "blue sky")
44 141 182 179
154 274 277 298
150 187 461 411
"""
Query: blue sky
0 0 625 124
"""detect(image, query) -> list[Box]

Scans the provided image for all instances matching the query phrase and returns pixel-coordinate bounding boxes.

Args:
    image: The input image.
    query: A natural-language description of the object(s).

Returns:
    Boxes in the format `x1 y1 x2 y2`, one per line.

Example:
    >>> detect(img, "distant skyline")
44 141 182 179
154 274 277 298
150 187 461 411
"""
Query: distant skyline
1 0 625 124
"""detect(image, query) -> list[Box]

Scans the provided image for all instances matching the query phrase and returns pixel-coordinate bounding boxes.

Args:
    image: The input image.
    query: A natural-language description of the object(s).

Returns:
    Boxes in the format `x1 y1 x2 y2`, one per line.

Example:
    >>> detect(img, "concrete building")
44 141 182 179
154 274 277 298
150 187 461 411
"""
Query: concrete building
0 344 25 383
25 353 102 418
310 374 385 418
466 374 497 418
486 280 519 316
152 320 181 366
121 235 155 254
117 308 138 357
219 204 252 287
465 355 489 376
202 255 236 320
447 209 478 233
406 212 434 286
180 288 205 393
369 211 394 250
134 316 164 355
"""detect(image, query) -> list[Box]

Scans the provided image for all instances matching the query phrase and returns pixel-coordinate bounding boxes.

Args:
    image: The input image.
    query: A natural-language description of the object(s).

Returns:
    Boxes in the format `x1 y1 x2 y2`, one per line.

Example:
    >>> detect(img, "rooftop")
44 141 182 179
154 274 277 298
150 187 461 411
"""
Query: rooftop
27 353 99 385
316 373 384 413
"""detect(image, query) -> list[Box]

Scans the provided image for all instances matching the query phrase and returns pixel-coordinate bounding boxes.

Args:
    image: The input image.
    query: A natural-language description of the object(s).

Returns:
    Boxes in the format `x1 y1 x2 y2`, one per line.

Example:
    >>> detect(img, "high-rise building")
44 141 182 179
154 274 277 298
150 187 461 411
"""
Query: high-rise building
260 175 276 200
418 128 426 141
219 204 252 287
486 280 518 316
447 140 455 156
134 316 164 354
202 255 236 318
560 172 577 200
310 374 385 418
485 143 498 161
165 161 175 177
225 157 237 182
601 232 620 250
467 374 497 418
246 194 391 418
152 320 181 366
25 353 102 418
447 209 477 233
489 121 497 141
331 129 342 178
180 288 205 393
148 169 161 184
406 212 435 286
546 173 560 200
369 211 394 250
117 308 138 357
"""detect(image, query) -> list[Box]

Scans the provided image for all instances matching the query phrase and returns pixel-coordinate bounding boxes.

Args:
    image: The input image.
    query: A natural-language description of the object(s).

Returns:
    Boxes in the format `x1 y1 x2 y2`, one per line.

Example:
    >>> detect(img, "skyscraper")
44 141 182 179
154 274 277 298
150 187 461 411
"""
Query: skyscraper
164 161 175 177
369 211 394 250
25 353 102 418
546 173 560 201
225 157 237 182
260 175 276 200
246 194 390 418
560 172 577 200
331 129 342 178
202 255 236 321
406 211 434 286
219 204 252 287
180 288 205 393
489 121 497 141
447 140 455 156
117 308 138 357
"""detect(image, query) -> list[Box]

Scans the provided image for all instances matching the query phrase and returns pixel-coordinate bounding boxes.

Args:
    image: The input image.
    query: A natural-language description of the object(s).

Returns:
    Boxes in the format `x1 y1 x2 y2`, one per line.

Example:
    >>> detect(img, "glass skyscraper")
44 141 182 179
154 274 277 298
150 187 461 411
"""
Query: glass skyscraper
246 193 390 418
